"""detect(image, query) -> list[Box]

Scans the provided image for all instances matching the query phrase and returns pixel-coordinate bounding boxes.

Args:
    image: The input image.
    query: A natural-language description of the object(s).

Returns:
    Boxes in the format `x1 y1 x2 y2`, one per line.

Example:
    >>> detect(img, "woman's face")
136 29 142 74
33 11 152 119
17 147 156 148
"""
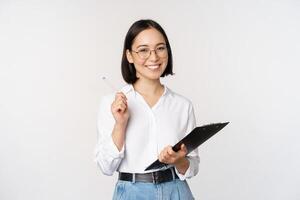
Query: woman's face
126 28 168 82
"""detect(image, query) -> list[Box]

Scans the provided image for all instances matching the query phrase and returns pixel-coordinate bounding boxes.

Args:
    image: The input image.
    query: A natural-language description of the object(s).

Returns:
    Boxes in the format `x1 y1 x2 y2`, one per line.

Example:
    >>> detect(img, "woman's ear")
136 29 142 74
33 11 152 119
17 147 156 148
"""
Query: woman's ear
126 49 134 63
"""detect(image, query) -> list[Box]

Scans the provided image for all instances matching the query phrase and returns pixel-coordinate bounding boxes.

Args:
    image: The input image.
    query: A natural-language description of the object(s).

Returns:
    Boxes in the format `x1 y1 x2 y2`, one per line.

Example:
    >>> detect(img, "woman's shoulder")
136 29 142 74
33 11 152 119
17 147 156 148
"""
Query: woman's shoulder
166 86 193 107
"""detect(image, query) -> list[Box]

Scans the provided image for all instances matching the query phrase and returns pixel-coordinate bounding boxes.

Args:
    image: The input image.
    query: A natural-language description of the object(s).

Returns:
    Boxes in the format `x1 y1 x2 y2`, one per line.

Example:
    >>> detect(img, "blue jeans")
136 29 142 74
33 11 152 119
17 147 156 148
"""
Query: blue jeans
112 179 194 200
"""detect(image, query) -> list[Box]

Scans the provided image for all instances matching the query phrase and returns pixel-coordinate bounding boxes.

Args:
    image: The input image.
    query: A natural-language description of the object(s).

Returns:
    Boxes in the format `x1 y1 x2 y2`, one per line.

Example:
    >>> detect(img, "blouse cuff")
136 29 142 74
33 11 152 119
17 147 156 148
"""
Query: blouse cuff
174 157 193 180
106 135 125 158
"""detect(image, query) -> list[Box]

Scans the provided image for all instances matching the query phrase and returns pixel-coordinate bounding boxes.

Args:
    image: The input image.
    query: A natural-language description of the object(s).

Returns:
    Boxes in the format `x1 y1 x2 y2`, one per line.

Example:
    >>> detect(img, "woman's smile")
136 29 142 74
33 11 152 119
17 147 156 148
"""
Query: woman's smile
145 63 161 70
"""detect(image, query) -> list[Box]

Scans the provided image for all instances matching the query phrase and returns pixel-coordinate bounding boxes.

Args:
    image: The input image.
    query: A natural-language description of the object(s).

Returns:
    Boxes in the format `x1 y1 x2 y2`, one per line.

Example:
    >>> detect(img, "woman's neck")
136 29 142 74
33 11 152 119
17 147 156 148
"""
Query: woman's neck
133 79 164 97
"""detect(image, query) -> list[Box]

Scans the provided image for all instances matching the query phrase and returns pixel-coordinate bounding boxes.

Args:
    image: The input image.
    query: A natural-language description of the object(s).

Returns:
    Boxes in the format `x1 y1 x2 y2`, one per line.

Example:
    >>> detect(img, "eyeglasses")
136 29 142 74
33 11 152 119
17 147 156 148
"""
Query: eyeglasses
131 45 168 60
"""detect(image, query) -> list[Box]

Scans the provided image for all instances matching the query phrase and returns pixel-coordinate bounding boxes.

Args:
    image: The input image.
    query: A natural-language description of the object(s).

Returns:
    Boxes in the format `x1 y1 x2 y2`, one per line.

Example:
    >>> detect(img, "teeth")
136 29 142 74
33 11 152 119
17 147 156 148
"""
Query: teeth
147 65 159 69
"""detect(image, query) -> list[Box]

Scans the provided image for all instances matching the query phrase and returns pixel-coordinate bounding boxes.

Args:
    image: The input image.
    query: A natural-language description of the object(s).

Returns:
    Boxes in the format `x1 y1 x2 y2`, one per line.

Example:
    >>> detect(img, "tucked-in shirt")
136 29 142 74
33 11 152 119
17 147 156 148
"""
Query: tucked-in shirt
94 84 200 180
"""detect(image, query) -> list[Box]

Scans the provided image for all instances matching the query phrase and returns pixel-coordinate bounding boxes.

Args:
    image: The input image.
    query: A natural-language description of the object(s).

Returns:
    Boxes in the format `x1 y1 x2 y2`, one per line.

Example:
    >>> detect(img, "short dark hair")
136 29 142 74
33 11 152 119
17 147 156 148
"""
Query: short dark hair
121 19 174 84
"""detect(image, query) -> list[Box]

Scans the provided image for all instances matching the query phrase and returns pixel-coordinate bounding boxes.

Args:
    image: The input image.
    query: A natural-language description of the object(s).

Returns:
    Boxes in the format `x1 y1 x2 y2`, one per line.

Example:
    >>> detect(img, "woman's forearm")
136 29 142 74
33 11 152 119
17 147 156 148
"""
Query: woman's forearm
111 123 127 151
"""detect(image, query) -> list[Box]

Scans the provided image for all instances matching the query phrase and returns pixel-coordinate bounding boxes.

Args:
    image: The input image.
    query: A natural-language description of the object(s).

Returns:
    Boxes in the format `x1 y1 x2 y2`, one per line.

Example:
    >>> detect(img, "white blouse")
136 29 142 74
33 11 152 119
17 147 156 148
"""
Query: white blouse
94 84 200 180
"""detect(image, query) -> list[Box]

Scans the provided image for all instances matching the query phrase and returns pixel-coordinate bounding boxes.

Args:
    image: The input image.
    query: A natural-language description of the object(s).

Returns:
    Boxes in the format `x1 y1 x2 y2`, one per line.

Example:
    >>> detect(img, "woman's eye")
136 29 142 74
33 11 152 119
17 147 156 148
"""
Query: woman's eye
138 49 149 53
157 46 166 51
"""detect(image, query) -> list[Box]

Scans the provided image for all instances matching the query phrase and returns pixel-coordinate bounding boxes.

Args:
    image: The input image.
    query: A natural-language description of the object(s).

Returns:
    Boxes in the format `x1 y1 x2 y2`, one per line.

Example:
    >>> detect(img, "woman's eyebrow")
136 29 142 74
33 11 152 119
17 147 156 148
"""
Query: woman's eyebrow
136 44 148 48
156 42 166 46
136 43 166 48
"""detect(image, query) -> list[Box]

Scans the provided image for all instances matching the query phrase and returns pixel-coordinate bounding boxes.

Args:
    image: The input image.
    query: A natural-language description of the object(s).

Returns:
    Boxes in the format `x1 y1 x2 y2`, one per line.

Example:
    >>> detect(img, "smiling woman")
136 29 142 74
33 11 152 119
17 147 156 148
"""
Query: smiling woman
94 19 199 200
126 28 168 83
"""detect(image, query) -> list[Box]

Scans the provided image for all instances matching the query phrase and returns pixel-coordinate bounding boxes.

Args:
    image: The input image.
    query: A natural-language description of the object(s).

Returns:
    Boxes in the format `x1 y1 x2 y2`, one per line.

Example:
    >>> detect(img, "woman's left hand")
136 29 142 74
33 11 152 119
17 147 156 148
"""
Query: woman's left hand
158 144 188 165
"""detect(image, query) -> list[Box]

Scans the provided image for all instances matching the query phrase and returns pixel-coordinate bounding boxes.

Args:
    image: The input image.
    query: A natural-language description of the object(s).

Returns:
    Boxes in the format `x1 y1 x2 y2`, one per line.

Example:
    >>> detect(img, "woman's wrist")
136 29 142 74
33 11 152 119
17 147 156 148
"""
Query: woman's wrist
114 122 128 131
174 157 190 175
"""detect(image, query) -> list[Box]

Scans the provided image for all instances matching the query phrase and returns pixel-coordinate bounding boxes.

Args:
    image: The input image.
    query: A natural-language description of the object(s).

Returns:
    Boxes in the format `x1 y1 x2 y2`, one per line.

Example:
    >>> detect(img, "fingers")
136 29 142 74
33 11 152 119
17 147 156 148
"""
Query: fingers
112 92 128 113
115 92 127 101
115 92 127 108
159 146 175 163
178 144 188 157
112 101 127 113
167 146 175 156
158 144 188 164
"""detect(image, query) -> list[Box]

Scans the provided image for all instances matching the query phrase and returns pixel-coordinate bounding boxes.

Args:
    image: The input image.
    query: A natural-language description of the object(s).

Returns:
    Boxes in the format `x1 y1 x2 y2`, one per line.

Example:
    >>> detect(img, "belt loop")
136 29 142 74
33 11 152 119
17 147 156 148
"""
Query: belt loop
171 167 175 180
132 173 136 183
151 172 155 184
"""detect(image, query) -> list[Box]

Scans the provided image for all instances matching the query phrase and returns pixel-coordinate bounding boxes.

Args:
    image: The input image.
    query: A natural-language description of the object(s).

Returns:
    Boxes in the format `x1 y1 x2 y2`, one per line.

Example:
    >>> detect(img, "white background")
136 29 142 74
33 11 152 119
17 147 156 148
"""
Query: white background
1 0 299 199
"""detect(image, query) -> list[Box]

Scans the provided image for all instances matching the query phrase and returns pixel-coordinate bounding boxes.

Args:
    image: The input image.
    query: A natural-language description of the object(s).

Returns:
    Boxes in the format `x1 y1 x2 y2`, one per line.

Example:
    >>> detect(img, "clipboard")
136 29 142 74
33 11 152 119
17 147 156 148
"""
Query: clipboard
145 122 229 171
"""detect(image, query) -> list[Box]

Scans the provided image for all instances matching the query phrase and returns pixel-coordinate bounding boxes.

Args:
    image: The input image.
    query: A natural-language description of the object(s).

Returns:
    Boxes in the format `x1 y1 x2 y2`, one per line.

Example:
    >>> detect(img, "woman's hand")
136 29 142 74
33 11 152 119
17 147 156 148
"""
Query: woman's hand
158 144 190 175
111 92 130 126
159 144 187 165
111 92 130 151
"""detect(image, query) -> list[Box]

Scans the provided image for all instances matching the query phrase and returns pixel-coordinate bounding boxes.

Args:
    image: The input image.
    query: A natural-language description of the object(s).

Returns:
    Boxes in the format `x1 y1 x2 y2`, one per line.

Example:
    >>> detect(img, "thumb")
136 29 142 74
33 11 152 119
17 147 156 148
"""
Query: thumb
179 144 188 155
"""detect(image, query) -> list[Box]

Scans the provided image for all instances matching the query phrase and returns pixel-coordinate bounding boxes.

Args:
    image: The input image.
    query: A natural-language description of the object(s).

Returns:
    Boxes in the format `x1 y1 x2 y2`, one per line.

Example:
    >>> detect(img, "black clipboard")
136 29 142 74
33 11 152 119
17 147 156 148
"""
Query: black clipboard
145 122 229 171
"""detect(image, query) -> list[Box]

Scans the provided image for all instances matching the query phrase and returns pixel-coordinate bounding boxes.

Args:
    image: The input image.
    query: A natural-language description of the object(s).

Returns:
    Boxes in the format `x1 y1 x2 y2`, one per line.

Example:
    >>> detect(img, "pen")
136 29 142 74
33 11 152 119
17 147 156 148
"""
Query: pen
99 75 131 95
101 76 118 92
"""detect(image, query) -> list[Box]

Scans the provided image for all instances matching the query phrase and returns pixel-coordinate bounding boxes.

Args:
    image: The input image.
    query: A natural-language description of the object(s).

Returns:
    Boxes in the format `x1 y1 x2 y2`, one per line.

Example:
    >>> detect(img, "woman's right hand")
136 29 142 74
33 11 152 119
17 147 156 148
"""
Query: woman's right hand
111 92 130 126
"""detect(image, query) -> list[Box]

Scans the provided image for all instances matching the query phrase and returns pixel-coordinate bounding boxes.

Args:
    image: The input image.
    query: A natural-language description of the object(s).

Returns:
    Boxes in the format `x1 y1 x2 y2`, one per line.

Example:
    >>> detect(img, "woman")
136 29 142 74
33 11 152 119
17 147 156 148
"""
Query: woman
95 19 199 200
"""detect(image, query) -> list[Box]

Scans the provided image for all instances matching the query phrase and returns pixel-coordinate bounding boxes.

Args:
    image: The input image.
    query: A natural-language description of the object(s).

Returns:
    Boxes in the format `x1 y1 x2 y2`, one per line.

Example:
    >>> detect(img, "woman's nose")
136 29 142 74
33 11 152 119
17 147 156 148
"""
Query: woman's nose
148 50 159 61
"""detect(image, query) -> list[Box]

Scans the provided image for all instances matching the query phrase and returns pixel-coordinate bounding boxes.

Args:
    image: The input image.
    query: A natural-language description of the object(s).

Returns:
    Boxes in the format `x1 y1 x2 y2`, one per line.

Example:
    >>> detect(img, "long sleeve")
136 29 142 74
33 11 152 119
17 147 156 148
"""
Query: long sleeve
175 102 200 180
94 95 125 176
